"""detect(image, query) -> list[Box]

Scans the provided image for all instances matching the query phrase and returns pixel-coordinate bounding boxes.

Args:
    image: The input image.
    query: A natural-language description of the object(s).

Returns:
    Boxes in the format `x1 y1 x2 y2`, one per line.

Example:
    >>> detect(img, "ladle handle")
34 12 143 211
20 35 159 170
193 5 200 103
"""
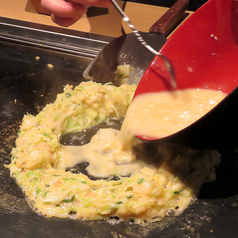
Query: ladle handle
149 0 189 37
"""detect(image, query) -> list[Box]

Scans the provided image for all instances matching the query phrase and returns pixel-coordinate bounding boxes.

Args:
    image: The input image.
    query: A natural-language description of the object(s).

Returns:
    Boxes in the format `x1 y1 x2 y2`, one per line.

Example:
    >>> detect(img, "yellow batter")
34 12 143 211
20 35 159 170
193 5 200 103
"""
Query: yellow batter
7 81 222 223
126 89 226 139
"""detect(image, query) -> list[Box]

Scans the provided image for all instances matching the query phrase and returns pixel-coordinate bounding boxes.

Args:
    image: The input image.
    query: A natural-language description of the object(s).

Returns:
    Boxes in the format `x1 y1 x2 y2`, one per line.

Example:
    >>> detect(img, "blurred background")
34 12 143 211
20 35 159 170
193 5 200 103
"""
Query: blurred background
128 0 208 11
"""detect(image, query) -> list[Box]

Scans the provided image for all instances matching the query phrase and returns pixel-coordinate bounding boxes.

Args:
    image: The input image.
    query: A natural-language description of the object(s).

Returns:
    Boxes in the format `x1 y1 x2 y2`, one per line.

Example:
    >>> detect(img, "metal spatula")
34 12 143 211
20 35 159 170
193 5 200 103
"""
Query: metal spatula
83 0 189 85
110 0 176 87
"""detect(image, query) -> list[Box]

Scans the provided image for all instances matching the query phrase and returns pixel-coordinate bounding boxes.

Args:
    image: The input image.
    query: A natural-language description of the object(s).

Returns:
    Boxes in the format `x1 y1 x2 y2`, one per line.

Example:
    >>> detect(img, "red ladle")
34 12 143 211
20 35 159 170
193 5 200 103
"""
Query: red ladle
134 0 238 149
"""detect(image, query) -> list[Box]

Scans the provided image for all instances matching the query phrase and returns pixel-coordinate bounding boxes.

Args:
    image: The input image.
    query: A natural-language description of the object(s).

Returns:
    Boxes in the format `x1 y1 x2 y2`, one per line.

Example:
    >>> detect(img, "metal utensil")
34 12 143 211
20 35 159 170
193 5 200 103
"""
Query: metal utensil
110 0 176 88
83 0 189 85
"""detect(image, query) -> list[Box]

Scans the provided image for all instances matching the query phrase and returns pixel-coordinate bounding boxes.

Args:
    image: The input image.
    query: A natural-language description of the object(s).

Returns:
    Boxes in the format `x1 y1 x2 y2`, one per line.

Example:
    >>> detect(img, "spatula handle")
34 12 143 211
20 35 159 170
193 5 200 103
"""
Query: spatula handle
149 0 189 37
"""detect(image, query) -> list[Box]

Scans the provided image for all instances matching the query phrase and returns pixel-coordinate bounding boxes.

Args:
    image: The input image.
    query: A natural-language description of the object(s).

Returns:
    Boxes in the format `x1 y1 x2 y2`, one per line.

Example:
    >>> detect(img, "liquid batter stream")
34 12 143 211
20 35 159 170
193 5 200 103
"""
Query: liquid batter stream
60 88 227 177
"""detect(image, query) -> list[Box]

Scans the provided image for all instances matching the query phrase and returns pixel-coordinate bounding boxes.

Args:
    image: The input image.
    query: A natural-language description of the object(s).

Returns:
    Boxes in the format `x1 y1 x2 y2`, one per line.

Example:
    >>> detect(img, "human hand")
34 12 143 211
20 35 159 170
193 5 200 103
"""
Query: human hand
41 0 112 27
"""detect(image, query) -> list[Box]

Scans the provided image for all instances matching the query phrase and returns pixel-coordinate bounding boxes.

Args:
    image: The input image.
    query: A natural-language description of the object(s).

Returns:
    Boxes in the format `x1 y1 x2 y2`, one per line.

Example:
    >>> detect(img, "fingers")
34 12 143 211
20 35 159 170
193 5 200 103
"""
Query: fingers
41 0 87 18
41 0 112 27
51 14 83 27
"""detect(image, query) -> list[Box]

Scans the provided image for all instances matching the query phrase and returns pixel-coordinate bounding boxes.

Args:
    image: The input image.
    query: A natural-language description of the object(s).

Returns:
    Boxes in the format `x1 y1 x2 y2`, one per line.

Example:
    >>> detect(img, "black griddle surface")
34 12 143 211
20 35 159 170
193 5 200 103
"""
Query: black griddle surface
0 18 237 238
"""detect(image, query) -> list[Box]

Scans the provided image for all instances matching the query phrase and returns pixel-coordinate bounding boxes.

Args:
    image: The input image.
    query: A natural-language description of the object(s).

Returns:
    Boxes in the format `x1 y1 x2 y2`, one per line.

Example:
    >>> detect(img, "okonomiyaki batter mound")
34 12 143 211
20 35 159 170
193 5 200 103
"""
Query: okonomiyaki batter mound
7 81 221 223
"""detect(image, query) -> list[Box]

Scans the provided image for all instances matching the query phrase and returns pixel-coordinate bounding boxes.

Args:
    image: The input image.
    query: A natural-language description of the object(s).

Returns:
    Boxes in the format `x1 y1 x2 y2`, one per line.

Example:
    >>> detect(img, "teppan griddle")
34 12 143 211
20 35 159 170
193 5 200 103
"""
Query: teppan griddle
0 17 237 238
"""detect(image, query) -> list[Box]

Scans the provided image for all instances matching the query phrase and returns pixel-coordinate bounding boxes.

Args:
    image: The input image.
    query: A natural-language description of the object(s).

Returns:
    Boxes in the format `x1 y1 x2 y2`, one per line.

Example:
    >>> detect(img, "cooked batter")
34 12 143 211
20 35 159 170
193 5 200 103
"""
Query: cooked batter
7 81 223 223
